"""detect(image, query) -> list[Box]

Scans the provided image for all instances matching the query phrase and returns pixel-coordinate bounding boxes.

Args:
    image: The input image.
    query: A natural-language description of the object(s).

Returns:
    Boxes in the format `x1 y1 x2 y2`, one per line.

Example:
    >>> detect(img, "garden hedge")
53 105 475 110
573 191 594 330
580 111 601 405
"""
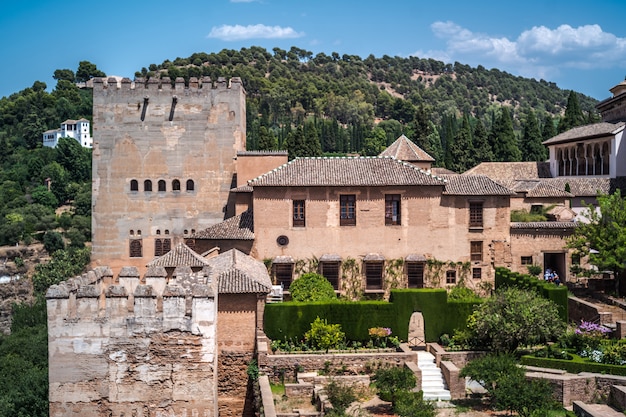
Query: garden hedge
264 289 481 343
520 354 626 376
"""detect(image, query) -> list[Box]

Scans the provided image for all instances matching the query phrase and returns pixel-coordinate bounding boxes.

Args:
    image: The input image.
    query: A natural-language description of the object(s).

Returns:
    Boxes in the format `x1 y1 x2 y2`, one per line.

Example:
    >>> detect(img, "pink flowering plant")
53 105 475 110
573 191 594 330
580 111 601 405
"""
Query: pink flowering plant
367 327 399 349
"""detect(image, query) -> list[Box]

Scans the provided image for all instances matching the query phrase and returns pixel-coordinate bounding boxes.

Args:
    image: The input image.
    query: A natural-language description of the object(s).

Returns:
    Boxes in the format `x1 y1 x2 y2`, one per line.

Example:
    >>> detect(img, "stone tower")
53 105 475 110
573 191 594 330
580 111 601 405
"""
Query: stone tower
91 76 246 274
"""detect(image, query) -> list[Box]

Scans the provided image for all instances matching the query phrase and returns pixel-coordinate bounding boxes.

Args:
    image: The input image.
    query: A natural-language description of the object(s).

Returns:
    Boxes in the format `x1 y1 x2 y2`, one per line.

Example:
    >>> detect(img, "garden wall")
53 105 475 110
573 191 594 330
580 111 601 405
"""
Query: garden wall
257 333 414 383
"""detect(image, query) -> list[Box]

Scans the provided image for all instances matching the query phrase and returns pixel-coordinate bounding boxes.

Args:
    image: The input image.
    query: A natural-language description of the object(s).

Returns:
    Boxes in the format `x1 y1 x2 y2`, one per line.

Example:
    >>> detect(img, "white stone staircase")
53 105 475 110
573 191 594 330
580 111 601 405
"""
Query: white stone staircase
416 351 451 401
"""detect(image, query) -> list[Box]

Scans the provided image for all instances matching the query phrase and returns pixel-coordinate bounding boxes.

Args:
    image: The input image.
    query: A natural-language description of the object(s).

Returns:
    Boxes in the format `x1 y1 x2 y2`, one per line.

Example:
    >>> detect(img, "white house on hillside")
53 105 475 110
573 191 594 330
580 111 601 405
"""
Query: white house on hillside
42 118 92 148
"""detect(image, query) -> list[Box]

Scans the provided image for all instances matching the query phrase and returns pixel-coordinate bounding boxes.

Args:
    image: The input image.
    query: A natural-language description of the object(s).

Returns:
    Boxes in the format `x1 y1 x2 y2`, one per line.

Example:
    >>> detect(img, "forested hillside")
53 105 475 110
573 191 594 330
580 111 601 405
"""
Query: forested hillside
137 46 599 171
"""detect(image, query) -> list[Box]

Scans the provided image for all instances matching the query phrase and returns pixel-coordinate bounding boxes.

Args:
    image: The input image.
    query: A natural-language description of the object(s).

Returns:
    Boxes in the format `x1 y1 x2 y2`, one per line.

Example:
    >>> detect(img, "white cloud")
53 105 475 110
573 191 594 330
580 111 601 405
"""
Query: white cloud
419 21 626 80
207 24 304 41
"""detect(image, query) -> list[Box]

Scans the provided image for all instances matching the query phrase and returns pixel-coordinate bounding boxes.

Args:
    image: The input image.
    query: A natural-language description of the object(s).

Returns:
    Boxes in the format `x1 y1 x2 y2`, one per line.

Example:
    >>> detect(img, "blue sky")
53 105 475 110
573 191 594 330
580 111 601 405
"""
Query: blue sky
1 0 626 100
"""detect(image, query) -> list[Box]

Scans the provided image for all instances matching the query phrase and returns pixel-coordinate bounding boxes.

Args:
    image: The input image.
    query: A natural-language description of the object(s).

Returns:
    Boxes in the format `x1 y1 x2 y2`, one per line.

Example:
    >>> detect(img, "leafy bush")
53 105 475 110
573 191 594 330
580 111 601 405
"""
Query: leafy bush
448 285 480 301
42 230 65 254
393 390 435 417
325 380 357 414
32 247 91 294
304 317 345 352
374 366 416 403
526 264 542 276
461 287 565 353
289 272 336 302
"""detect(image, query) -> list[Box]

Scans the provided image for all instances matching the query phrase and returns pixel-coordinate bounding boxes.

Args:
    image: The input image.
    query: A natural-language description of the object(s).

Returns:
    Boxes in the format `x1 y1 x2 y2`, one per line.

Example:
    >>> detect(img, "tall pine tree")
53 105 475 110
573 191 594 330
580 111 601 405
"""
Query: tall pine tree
558 90 585 133
520 109 547 162
447 114 474 173
472 119 494 165
490 107 521 162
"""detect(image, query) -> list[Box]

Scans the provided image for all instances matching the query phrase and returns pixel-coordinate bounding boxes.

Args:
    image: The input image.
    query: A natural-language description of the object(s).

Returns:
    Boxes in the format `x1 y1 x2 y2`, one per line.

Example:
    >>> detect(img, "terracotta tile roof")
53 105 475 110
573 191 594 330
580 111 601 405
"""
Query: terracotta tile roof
510 222 577 230
191 211 254 240
509 180 574 198
237 150 289 156
542 122 625 145
543 177 612 197
206 249 272 294
463 162 552 180
248 157 445 187
379 134 435 162
441 174 514 195
147 243 210 268
431 167 458 175
231 185 253 193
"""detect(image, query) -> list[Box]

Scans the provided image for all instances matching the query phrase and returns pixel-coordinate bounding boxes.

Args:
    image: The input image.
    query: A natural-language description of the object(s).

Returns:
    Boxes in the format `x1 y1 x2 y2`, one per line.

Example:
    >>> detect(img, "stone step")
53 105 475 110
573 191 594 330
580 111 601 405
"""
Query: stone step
416 351 450 401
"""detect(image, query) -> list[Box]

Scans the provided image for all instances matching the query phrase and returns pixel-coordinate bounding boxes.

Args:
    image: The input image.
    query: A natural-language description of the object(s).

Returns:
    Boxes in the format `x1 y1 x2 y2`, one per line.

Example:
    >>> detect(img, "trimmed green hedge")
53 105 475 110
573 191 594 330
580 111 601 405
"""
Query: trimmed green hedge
520 353 626 376
495 267 568 321
264 289 481 343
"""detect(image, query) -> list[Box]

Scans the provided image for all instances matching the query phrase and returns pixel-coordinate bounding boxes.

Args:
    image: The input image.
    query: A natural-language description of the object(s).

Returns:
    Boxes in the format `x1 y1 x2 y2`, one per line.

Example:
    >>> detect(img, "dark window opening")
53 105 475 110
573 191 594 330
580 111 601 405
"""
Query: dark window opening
365 262 383 290
186 179 194 191
521 256 533 265
320 262 340 290
470 241 483 262
130 179 138 191
274 263 293 290
130 239 143 258
472 268 482 280
385 194 401 225
169 96 177 121
407 262 424 288
340 194 356 226
172 179 181 191
293 200 305 227
446 270 456 284
144 180 152 192
158 180 166 192
155 238 171 256
469 202 483 228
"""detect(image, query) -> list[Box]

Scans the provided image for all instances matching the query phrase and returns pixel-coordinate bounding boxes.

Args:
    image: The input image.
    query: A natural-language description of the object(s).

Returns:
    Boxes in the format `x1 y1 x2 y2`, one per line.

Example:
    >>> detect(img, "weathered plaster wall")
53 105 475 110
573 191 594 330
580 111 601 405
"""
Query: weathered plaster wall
46 266 218 417
91 77 246 275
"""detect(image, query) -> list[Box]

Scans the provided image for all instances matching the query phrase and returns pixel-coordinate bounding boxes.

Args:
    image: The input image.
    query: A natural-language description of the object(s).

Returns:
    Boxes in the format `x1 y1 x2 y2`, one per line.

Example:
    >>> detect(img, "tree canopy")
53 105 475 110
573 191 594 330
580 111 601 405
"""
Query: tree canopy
567 190 626 295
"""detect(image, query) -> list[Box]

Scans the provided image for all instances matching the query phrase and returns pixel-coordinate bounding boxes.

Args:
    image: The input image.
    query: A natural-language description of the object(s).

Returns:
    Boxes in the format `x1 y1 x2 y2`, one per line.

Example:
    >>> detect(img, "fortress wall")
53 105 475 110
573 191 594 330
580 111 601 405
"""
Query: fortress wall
46 266 218 417
91 77 246 275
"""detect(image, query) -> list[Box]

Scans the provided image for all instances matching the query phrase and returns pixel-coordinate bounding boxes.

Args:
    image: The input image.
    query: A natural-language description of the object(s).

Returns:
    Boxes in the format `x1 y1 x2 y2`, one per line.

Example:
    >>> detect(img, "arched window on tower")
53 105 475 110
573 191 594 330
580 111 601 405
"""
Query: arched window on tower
144 180 152 192
186 179 194 191
172 179 181 191
130 179 138 192
158 180 166 192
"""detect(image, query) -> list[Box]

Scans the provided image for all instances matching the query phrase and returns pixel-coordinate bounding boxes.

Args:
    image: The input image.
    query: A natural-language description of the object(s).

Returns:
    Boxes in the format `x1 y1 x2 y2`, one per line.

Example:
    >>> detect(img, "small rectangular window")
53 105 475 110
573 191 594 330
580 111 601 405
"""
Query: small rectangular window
446 270 456 285
470 241 483 262
521 256 533 265
472 268 482 280
320 262 340 290
385 194 401 225
469 202 483 228
406 262 424 288
340 195 356 226
365 261 384 290
293 200 305 227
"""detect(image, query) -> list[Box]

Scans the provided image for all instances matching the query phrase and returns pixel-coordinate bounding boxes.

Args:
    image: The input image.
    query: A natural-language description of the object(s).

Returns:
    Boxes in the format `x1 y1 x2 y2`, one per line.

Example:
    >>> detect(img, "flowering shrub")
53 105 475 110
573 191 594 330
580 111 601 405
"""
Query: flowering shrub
368 327 400 349
562 320 611 352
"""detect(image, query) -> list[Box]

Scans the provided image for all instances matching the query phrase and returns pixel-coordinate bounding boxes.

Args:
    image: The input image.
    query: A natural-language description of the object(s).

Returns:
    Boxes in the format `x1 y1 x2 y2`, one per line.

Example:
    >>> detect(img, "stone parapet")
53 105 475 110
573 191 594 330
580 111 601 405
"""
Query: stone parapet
47 265 219 416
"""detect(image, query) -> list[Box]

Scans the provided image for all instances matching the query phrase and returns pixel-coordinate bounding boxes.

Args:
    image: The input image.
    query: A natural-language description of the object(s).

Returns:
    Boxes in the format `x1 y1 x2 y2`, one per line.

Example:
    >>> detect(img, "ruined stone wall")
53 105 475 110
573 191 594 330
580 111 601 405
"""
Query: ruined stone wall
46 266 218 417
91 76 246 275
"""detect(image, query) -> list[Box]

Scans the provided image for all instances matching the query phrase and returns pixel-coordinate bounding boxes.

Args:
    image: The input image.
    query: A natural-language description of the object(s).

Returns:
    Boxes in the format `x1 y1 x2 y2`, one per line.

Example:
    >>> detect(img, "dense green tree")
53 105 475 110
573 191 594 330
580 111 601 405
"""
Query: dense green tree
303 120 322 156
257 125 277 150
289 273 337 302
490 107 521 162
447 114 474 173
471 118 493 165
519 109 547 162
460 354 556 417
43 230 65 254
567 190 626 295
461 287 565 353
30 185 58 208
558 90 585 133
75 60 106 82
53 68 76 82
56 137 91 182
362 126 387 156
542 114 557 141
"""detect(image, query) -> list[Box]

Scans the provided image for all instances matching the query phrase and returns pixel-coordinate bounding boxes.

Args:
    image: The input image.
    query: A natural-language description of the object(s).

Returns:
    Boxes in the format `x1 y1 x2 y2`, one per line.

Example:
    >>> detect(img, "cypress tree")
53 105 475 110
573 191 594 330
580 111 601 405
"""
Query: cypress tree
558 90 585 133
447 114 474 173
472 119 494 164
520 110 547 162
490 107 521 162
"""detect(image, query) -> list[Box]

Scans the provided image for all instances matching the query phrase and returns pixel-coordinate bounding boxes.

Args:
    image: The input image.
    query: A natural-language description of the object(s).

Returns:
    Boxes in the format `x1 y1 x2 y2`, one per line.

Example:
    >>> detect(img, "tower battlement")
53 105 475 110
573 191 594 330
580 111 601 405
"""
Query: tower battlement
92 76 244 94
